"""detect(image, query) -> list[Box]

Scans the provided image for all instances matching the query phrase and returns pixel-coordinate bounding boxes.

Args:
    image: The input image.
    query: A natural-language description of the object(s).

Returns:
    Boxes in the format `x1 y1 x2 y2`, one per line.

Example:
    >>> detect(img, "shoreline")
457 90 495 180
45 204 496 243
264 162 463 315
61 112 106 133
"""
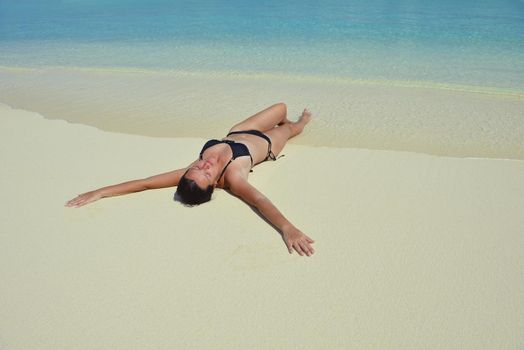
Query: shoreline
1 66 523 160
2 100 523 164
2 64 523 97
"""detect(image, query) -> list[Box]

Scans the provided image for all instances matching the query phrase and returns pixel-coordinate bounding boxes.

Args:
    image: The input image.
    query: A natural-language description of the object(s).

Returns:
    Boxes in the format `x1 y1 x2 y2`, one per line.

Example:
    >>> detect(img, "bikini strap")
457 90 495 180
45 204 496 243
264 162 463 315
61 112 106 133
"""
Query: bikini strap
217 158 233 183
267 145 277 161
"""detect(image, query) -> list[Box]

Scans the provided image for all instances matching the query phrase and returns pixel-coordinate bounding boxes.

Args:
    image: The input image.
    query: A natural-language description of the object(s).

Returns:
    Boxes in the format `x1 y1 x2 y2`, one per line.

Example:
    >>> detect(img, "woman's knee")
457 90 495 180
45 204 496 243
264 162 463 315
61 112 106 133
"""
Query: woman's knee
273 102 287 115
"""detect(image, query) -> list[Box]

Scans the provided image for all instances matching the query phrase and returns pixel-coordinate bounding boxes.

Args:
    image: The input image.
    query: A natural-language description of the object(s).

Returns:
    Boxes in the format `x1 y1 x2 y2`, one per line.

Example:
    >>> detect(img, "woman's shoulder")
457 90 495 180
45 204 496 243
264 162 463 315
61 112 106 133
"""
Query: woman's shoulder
221 162 251 189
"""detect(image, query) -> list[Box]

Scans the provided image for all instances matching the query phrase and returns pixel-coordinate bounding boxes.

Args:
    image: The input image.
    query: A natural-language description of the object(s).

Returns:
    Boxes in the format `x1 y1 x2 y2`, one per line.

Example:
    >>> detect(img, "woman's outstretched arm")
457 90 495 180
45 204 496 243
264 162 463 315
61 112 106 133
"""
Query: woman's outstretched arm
65 168 187 208
228 175 315 256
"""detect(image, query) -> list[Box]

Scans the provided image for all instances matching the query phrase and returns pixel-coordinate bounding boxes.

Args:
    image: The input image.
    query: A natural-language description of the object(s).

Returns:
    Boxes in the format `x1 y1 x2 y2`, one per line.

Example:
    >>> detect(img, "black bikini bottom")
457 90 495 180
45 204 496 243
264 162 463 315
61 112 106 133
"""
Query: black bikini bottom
226 130 277 161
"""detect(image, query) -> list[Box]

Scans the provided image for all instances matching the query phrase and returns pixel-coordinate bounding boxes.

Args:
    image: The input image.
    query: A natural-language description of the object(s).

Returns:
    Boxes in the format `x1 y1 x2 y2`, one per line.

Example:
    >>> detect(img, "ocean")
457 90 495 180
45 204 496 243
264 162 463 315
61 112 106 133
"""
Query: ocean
0 0 523 159
1 0 523 91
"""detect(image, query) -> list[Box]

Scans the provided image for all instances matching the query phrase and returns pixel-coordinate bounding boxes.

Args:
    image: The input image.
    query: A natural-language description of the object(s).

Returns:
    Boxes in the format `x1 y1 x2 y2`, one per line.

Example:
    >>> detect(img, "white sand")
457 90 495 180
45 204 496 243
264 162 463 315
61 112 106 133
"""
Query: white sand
1 103 523 349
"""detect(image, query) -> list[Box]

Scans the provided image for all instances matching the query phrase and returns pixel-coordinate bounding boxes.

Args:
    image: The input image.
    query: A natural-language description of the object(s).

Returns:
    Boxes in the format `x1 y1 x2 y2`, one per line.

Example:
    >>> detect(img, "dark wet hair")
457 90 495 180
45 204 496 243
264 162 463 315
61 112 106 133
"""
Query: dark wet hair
175 173 214 206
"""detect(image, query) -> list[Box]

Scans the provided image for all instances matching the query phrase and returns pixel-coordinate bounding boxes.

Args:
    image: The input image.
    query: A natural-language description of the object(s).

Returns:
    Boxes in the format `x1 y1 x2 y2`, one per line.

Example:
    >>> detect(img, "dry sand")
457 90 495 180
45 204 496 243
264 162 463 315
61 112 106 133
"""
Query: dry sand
1 102 523 349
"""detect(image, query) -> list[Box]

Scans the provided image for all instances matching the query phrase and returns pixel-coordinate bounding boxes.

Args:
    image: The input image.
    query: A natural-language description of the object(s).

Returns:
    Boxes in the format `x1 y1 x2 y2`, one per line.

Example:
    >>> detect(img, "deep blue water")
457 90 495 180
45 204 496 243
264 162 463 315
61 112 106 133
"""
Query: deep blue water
1 0 524 89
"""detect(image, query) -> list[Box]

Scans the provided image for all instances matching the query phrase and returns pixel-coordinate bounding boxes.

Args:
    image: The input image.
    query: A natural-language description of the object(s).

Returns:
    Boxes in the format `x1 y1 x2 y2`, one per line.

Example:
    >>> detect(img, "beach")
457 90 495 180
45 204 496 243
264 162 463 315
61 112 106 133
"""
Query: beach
1 99 523 348
2 0 524 348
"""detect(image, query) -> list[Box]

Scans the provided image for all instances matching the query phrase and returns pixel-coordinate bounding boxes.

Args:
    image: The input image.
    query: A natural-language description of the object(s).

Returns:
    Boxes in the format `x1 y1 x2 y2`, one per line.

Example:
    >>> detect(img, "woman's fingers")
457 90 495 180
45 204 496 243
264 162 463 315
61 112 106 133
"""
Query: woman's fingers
65 197 78 207
303 241 315 255
289 238 315 256
72 199 87 207
66 195 84 207
293 242 305 256
66 200 80 207
65 192 99 207
284 231 315 256
299 240 314 256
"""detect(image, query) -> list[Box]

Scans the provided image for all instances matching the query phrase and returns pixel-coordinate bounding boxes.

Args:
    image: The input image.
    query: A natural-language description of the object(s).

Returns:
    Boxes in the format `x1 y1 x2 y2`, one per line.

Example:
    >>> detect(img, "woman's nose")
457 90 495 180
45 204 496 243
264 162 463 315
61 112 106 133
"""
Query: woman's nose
201 160 211 169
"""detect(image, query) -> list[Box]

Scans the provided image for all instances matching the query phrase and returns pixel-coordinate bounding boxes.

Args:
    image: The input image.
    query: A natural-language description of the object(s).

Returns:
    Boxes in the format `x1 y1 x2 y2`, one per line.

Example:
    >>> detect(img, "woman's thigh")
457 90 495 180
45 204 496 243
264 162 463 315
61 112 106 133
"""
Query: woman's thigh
264 124 293 157
229 103 287 133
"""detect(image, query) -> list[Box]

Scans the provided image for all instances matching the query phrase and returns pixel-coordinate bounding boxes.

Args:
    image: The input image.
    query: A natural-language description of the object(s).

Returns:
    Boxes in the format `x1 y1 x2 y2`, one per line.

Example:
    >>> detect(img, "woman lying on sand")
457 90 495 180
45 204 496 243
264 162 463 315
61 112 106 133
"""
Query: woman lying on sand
66 103 315 256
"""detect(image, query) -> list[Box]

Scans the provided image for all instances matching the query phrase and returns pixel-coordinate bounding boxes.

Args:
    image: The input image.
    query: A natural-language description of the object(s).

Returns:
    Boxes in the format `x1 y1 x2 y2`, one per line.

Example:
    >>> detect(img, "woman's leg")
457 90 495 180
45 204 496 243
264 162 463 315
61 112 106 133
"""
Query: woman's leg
264 109 311 157
229 103 289 133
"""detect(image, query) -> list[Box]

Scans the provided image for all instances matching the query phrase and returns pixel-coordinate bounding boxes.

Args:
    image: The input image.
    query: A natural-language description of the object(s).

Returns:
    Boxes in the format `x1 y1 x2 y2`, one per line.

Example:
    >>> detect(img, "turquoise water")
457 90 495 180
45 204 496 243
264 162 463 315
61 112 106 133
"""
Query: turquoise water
1 0 524 90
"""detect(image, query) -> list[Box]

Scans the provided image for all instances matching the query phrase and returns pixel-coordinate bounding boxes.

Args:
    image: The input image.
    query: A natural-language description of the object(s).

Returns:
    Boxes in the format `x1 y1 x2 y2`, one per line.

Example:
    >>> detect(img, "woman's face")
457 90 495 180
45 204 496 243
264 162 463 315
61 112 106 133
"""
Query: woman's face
184 159 219 189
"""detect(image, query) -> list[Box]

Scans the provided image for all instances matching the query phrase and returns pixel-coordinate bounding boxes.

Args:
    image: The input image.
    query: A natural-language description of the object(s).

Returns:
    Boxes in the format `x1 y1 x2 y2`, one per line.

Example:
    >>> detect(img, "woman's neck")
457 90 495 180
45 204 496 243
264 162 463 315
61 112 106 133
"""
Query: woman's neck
202 144 233 183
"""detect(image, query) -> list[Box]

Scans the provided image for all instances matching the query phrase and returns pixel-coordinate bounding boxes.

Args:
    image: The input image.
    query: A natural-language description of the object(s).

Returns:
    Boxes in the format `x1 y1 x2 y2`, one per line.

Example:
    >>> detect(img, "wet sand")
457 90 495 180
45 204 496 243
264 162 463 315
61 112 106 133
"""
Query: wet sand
1 66 523 160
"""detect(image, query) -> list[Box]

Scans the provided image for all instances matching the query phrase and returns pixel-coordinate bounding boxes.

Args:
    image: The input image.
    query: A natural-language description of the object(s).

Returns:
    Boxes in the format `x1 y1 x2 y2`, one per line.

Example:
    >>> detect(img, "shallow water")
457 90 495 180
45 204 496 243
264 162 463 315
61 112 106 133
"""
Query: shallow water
1 0 523 90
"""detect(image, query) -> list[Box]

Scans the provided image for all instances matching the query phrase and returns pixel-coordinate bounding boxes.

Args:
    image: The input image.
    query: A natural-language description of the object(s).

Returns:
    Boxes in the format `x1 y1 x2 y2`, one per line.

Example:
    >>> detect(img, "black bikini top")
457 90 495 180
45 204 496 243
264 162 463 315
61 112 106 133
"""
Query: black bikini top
199 139 254 182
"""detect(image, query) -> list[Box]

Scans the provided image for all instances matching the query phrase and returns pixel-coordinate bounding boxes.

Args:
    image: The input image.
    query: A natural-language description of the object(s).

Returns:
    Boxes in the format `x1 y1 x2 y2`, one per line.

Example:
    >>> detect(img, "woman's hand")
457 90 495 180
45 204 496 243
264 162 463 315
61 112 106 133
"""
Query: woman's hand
282 225 315 256
65 190 102 208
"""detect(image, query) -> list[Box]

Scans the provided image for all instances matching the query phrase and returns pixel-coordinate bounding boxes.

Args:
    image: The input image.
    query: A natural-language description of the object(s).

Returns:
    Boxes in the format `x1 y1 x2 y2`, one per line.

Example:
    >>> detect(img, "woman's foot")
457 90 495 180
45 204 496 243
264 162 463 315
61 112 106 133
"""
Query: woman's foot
285 108 312 137
298 108 312 124
278 108 311 126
